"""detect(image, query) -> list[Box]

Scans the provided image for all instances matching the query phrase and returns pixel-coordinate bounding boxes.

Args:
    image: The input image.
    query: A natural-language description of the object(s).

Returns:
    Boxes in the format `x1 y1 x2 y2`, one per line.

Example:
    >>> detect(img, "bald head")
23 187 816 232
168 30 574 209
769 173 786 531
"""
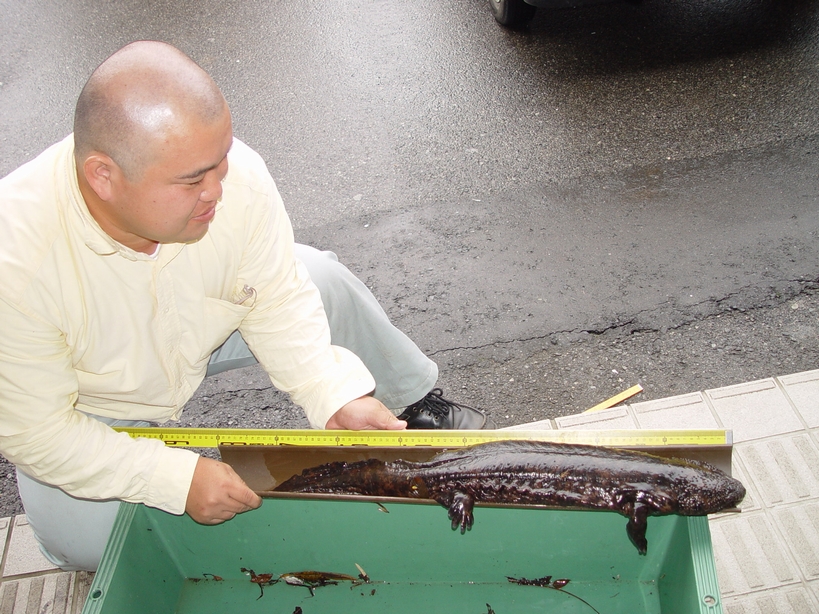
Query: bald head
73 41 228 179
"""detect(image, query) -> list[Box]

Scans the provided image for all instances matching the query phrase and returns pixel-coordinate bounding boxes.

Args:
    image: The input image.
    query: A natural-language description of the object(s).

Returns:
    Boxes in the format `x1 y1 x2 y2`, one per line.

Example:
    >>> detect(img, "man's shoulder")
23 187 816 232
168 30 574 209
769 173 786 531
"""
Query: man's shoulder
0 136 72 221
0 137 73 299
224 138 276 193
216 138 286 229
1 136 72 187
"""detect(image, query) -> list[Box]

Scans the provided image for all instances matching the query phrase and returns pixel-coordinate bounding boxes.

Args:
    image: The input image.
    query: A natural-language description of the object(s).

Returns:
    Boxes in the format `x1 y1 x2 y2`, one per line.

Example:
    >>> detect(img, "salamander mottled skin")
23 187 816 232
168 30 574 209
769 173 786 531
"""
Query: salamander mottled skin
275 440 745 554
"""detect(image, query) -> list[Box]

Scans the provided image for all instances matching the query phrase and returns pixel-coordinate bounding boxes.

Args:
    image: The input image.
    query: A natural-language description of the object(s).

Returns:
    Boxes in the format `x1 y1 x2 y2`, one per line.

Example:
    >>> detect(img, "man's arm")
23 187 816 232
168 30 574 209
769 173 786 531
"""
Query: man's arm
225 146 381 428
0 295 199 514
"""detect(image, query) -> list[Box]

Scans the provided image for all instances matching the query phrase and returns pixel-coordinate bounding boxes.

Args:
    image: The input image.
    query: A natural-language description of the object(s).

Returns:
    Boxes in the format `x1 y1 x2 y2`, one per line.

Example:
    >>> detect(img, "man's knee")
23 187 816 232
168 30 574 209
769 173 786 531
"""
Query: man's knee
16 470 118 571
293 244 347 303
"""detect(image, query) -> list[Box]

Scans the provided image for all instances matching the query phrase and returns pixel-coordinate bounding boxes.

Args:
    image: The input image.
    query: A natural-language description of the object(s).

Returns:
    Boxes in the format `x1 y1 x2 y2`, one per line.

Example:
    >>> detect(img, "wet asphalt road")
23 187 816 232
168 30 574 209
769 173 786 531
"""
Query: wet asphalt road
1 0 818 514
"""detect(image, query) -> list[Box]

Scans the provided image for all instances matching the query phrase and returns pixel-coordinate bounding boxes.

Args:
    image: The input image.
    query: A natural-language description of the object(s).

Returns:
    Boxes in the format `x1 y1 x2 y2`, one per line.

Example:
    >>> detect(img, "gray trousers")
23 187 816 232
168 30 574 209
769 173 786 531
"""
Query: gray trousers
16 245 437 571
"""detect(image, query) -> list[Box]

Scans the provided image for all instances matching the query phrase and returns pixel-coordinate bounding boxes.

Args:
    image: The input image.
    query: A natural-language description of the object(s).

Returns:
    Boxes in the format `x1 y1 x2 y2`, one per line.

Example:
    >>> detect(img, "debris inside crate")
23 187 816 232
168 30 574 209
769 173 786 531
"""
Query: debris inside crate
241 567 367 599
507 575 599 613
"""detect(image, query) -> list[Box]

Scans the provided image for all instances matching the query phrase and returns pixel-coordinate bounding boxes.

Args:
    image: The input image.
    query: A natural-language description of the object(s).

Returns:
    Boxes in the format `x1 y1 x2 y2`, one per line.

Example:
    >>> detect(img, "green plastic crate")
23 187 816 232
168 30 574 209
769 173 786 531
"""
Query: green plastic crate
82 497 723 613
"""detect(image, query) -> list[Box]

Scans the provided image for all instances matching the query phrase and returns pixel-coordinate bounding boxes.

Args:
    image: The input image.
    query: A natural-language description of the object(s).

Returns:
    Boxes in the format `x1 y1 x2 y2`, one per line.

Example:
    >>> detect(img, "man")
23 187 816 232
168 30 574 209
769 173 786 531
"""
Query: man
0 41 486 571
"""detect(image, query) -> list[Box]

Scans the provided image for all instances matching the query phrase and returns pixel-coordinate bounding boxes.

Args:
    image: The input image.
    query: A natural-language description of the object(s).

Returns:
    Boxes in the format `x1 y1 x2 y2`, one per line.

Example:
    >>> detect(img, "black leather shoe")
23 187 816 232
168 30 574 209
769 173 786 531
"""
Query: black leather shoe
397 389 487 430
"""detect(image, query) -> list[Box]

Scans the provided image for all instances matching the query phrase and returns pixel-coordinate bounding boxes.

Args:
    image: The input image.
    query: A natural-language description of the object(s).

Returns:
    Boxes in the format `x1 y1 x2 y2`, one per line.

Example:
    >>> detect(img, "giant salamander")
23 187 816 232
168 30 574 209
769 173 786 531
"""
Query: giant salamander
274 439 745 554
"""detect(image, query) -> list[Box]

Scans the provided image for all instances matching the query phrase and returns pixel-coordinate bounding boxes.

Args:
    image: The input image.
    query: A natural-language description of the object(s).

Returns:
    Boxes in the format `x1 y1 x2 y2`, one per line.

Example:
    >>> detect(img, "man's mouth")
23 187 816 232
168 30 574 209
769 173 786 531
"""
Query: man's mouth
192 206 216 222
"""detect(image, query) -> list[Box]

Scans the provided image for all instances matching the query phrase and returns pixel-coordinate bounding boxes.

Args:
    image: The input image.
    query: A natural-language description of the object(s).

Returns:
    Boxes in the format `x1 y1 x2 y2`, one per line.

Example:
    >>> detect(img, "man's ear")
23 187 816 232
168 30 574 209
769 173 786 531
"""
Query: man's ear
82 153 119 202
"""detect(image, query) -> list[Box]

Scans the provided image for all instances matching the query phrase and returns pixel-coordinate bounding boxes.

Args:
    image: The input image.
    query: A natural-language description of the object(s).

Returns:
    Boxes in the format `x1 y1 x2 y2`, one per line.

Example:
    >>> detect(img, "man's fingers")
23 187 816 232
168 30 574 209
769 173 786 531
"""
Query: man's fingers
326 395 408 430
383 417 408 430
212 469 261 519
373 411 407 430
191 491 259 525
229 481 263 511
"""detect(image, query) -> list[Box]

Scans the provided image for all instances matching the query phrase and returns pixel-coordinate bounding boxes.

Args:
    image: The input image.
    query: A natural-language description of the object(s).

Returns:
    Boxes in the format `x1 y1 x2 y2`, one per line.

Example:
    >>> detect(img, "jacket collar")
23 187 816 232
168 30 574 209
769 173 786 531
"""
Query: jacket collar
63 135 184 263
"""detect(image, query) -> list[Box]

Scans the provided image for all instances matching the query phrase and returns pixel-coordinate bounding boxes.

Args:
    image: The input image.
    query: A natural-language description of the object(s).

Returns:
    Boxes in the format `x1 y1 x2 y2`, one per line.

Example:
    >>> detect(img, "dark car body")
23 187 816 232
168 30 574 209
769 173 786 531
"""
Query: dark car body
489 0 613 26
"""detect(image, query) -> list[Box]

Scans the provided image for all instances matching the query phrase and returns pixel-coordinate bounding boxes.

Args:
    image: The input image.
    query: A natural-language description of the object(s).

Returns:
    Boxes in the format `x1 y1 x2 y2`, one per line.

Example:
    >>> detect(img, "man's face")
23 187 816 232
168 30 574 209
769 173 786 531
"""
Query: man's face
104 106 233 251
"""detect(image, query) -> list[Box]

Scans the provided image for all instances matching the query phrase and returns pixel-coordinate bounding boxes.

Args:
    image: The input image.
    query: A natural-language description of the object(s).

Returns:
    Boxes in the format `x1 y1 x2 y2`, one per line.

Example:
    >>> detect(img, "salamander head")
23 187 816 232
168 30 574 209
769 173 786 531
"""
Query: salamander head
675 472 746 515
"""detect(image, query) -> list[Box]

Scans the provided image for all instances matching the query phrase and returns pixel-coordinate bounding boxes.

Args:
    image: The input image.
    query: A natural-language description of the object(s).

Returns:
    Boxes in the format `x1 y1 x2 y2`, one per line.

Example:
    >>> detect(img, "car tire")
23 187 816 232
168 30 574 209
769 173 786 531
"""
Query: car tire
488 0 537 27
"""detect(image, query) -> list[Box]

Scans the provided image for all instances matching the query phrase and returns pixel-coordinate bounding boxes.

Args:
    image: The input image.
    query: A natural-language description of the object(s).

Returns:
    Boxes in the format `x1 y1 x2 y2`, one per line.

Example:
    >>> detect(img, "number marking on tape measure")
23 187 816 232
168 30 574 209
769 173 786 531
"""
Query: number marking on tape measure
114 427 731 448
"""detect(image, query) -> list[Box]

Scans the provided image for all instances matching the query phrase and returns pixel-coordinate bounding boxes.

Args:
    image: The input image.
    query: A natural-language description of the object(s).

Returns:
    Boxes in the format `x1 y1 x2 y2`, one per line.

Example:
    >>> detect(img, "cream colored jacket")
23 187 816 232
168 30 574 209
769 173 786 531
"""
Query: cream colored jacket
0 135 375 514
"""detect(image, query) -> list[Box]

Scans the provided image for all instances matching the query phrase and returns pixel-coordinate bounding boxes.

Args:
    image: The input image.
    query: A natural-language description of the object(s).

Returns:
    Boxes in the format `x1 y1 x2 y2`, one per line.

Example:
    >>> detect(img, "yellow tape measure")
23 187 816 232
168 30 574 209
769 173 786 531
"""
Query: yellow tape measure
114 427 731 448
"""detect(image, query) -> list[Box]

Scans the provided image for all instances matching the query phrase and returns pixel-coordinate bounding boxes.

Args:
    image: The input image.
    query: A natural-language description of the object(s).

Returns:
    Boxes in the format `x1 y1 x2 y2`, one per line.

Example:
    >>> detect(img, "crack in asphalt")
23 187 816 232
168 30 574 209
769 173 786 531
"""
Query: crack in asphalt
197 387 278 403
429 277 819 357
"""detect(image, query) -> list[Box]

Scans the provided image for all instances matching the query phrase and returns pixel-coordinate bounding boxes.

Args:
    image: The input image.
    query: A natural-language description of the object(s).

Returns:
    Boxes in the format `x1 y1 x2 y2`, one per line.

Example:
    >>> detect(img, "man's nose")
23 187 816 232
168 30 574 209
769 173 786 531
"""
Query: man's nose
200 171 223 203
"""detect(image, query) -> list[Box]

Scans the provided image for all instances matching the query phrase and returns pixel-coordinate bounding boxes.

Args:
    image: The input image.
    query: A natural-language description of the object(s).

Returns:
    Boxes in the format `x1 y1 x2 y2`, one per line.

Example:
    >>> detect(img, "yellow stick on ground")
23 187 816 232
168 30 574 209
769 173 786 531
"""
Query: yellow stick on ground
584 384 644 413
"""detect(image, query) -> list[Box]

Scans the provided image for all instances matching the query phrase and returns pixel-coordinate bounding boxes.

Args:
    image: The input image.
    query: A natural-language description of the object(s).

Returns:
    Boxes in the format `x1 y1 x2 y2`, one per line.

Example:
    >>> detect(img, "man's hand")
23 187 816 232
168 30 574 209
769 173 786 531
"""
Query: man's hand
185 456 262 524
325 395 407 430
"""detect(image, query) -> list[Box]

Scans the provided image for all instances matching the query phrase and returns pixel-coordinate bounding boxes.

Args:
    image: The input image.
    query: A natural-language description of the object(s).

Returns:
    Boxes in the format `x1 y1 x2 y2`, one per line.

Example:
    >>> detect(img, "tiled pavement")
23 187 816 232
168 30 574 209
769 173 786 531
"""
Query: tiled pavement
0 515 93 614
505 369 819 613
0 369 817 613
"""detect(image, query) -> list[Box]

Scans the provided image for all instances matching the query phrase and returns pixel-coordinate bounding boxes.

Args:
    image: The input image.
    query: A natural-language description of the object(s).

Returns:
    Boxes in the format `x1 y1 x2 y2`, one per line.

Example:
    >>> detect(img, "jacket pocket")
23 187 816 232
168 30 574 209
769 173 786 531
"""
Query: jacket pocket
201 296 253 358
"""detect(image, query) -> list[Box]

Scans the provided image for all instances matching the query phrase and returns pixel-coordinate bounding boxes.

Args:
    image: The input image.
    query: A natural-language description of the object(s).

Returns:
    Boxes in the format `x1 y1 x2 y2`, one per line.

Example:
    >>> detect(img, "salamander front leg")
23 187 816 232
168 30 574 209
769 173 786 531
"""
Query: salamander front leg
448 491 475 533
626 502 649 555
